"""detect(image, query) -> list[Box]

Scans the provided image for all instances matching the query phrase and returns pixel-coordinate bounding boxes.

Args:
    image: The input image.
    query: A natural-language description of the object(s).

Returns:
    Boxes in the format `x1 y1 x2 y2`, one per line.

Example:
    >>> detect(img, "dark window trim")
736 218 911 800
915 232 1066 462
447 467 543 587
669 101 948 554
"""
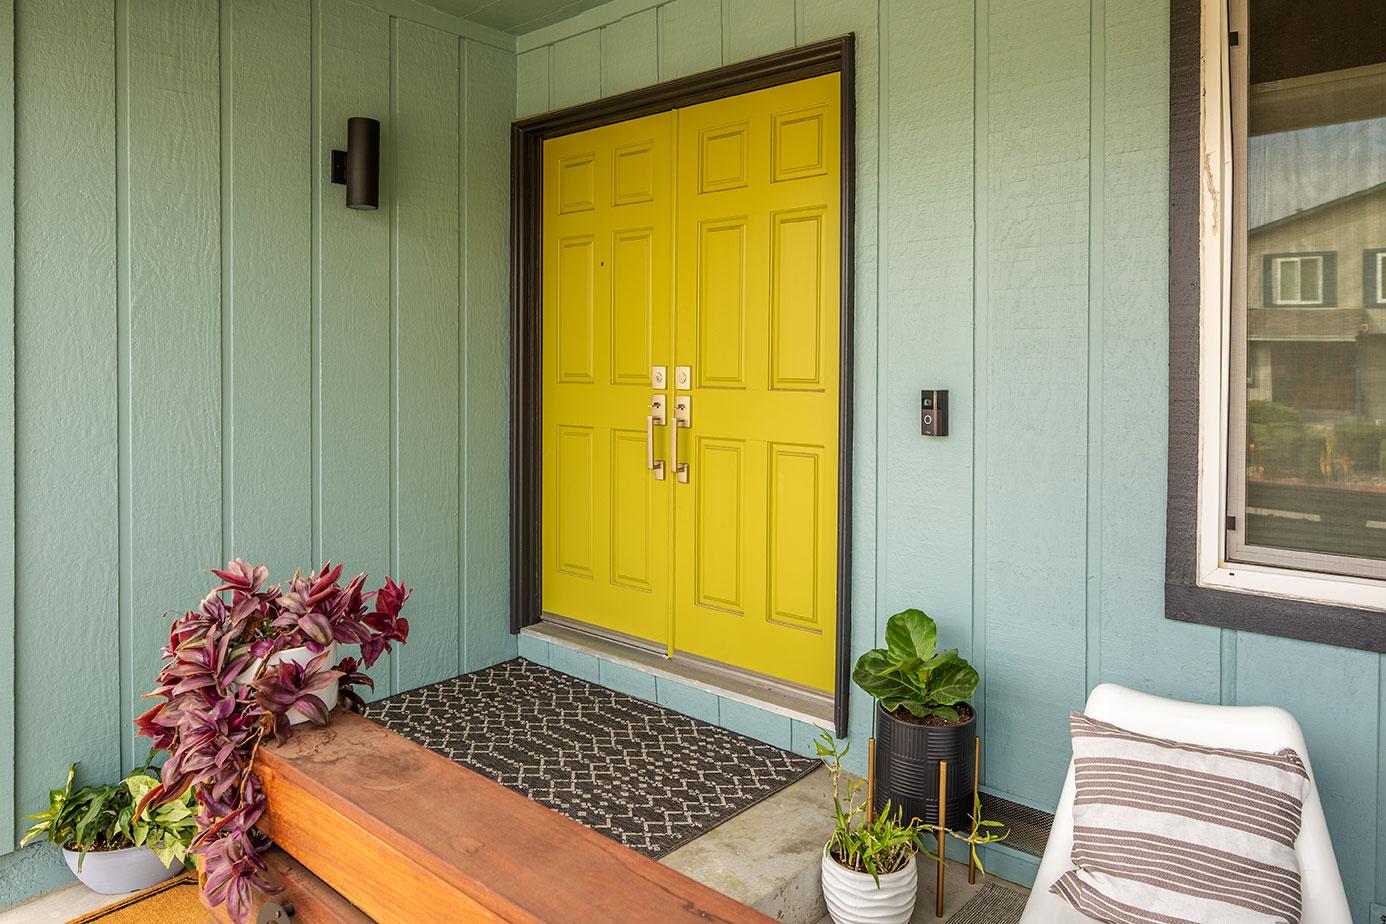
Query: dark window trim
510 36 858 736
1259 251 1337 307
1165 0 1386 652
1365 248 1386 306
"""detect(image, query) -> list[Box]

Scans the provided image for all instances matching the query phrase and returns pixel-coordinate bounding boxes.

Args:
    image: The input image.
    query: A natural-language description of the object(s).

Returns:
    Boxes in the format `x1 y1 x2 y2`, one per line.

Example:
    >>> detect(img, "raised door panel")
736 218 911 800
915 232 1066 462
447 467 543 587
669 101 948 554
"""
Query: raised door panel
767 443 822 630
555 425 595 579
770 208 826 390
695 437 745 613
557 236 595 383
610 229 652 385
610 428 652 591
697 219 749 388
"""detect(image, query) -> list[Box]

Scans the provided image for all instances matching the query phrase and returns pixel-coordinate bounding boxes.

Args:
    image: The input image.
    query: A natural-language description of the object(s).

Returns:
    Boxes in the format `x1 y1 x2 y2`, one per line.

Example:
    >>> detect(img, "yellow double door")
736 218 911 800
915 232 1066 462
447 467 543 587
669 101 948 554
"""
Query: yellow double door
541 74 840 693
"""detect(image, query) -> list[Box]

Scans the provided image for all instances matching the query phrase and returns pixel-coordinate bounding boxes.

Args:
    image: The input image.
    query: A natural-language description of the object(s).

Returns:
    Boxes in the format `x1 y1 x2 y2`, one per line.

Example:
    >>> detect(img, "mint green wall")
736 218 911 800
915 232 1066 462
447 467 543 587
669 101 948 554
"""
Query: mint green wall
0 0 515 903
517 1 1386 920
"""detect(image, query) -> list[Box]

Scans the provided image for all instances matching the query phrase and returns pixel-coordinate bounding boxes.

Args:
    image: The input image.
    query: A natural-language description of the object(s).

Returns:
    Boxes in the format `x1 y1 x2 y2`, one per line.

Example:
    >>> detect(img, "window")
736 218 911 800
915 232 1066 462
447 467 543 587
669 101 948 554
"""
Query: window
1370 249 1386 306
1266 254 1327 306
1185 0 1386 620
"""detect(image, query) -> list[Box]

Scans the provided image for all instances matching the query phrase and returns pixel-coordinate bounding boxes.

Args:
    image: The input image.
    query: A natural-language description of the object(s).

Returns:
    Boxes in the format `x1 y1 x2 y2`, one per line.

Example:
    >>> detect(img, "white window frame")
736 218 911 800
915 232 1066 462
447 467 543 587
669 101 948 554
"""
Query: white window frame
1377 251 1386 304
1269 254 1324 306
1195 0 1386 612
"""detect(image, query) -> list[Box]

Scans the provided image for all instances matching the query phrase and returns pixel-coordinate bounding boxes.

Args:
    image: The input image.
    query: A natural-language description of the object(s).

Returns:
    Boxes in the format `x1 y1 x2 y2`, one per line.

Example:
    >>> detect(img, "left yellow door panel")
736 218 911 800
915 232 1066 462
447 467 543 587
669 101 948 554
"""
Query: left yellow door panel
541 113 675 646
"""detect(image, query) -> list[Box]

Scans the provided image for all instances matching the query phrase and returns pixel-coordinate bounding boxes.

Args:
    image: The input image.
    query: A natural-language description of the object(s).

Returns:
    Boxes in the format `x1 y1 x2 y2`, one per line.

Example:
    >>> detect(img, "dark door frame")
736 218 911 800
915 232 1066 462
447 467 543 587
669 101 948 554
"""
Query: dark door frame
509 35 857 737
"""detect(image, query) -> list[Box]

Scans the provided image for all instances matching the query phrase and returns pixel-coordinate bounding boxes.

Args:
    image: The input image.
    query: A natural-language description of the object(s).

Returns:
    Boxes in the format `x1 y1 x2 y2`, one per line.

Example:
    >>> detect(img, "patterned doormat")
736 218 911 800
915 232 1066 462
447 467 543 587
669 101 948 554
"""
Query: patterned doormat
363 658 820 857
946 881 1028 924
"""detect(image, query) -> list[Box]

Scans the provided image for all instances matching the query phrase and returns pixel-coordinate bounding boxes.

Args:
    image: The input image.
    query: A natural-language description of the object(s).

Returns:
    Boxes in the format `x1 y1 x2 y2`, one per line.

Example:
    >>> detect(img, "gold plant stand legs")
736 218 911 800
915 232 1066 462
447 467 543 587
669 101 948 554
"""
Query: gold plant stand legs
935 760 947 918
968 735 980 886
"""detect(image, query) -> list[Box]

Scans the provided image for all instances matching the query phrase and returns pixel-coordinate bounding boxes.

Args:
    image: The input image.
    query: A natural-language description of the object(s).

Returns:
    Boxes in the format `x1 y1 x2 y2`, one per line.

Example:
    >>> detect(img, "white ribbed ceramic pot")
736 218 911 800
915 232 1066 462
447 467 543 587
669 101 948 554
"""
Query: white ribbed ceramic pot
62 845 181 894
821 847 918 924
235 642 338 725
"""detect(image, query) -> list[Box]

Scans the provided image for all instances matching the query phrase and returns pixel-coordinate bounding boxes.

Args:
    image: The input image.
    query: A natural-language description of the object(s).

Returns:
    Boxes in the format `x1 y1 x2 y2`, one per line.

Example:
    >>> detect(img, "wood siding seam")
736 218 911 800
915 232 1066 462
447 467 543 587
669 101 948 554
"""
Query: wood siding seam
0 0 11 855
114 0 131 777
310 0 322 568
387 14 400 696
1084 0 1104 698
971 0 991 765
459 35 469 676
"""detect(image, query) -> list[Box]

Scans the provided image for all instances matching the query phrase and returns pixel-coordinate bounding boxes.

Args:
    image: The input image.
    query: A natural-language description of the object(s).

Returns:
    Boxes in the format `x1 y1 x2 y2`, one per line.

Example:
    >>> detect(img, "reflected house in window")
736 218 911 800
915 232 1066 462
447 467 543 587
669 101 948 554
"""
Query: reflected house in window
1236 41 1386 567
1246 178 1386 422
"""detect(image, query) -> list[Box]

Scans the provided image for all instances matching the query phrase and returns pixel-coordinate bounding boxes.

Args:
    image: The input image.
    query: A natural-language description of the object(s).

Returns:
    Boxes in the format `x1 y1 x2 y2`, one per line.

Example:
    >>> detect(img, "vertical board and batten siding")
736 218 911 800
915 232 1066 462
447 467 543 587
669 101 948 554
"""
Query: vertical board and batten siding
462 39 517 671
514 0 1386 918
0 0 12 866
0 0 516 901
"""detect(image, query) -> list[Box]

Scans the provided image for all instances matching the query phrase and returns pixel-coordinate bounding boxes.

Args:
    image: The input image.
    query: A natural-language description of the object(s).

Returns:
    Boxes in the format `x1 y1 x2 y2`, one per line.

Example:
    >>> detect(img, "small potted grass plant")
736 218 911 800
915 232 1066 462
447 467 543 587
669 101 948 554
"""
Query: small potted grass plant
817 734 923 924
816 733 1007 924
21 759 197 894
853 609 979 829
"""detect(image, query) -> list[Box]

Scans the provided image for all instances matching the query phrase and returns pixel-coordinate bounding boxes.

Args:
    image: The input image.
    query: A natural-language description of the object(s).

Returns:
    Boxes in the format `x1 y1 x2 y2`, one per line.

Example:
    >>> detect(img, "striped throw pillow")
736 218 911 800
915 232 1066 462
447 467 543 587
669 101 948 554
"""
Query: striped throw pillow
1050 712 1309 924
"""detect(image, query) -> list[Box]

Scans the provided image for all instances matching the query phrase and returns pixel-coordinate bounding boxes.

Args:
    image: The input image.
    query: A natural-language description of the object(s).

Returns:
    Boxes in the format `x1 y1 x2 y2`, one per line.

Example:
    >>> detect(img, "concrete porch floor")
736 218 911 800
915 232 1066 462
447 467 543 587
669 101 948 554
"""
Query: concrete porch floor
1 767 1029 924
664 766 1030 924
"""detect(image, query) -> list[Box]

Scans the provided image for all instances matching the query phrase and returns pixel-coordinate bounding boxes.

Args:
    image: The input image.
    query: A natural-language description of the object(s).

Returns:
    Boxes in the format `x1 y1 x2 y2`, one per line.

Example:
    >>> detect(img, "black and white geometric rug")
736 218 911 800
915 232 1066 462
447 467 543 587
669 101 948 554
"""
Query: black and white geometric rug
363 658 820 857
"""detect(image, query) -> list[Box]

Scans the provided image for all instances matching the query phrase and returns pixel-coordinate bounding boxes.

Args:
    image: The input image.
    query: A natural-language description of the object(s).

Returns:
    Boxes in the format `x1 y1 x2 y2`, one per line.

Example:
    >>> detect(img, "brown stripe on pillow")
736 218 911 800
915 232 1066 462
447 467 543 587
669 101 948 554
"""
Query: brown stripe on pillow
1051 712 1309 924
1071 713 1308 778
1052 870 1203 924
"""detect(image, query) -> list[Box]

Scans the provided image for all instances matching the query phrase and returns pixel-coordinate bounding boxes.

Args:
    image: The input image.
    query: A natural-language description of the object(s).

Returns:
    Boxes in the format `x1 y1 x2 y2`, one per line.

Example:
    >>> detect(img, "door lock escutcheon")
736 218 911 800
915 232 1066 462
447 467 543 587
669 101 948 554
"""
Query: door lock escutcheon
674 365 692 389
651 366 667 389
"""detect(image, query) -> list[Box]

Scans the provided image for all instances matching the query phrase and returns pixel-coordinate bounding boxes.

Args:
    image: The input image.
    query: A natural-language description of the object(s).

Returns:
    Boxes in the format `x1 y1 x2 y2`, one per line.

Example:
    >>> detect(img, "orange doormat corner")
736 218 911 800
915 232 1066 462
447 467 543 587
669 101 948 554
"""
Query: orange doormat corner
68 873 207 924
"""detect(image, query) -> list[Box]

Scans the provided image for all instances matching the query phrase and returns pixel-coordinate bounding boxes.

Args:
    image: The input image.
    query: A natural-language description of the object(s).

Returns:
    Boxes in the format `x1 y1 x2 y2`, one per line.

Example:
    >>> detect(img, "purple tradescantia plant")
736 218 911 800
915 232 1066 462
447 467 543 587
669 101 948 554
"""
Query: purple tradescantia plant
135 560 411 924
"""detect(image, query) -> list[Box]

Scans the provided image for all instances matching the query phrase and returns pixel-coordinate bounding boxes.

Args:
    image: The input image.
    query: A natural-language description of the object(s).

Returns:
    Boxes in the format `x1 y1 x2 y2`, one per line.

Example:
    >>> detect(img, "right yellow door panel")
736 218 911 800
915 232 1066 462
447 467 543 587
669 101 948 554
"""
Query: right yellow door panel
672 74 841 693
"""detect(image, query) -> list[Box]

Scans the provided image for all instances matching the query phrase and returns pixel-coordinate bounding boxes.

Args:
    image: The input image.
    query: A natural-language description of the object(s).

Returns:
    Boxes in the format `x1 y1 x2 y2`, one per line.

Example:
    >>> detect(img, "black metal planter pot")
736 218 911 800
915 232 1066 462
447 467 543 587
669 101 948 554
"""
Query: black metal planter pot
872 702 976 830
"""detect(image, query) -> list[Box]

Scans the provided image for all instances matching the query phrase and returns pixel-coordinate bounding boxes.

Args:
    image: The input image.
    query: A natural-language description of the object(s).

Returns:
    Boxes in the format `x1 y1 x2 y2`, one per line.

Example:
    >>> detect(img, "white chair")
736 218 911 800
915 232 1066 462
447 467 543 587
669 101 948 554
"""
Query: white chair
1019 683 1351 924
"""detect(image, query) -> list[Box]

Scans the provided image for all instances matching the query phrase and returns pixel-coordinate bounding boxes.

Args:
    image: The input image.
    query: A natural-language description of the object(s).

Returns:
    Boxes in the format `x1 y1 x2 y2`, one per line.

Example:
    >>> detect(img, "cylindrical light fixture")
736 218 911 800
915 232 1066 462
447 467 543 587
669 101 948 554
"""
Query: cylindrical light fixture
330 117 380 210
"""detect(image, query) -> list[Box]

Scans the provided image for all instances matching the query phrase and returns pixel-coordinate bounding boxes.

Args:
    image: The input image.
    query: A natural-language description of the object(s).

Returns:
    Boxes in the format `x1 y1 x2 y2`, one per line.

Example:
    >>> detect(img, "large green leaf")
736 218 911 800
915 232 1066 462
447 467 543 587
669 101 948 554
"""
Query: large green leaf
853 650 917 703
885 609 936 663
928 659 979 705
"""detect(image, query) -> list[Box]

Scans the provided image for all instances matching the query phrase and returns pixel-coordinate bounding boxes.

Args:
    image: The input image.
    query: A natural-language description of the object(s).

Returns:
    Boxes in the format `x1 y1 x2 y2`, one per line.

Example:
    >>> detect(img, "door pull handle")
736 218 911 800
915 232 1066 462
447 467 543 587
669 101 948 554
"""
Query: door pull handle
648 395 666 480
670 395 691 484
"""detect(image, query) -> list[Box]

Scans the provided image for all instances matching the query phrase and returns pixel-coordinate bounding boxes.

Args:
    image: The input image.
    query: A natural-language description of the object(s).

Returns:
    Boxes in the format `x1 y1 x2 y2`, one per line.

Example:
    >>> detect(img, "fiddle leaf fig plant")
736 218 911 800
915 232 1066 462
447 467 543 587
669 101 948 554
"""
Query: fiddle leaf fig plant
852 609 978 722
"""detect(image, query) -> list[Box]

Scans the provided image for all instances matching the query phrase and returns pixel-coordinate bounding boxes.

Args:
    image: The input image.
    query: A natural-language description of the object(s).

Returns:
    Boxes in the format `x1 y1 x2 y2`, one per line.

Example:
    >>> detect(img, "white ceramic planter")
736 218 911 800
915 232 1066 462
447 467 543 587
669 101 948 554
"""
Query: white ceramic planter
236 642 338 725
62 845 181 895
821 847 918 924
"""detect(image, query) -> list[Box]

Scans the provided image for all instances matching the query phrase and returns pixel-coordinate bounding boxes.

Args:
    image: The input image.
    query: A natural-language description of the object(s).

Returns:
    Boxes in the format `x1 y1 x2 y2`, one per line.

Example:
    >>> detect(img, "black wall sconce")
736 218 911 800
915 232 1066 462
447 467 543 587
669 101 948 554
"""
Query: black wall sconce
331 117 380 210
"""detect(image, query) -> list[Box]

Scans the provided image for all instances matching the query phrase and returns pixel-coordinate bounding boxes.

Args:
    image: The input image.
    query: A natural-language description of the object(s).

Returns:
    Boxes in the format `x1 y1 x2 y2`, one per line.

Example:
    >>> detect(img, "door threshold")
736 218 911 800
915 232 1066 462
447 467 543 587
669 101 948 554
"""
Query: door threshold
522 620 835 729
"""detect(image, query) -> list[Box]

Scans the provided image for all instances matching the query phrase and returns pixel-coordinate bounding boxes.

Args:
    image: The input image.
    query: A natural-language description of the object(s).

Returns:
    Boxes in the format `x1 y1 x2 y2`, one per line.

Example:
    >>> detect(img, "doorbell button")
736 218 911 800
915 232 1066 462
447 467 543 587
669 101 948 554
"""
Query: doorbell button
921 389 948 437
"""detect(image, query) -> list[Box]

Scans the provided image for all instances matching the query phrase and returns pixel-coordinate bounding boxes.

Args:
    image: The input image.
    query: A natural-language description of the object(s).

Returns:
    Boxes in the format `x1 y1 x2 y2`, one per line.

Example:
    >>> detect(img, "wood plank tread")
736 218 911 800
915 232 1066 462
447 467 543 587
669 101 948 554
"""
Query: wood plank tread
256 710 773 924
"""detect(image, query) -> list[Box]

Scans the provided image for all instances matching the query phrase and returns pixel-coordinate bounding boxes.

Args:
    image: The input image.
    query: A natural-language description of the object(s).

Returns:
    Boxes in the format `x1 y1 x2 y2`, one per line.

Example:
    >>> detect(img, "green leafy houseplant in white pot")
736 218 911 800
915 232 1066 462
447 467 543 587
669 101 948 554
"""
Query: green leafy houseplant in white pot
21 760 197 894
854 609 980 830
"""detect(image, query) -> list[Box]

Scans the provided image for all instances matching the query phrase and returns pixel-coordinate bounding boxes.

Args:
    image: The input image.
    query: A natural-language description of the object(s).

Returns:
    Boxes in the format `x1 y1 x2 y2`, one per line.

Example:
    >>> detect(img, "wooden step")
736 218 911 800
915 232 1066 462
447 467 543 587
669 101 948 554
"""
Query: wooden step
203 849 372 924
250 710 773 924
